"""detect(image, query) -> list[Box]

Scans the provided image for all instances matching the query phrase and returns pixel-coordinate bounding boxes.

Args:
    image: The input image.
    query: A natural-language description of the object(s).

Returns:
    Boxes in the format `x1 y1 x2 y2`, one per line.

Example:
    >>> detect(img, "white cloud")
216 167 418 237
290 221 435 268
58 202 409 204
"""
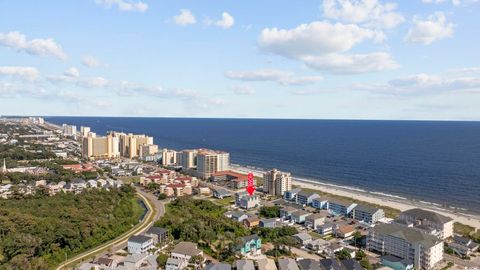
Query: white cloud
0 66 40 81
205 12 235 29
48 68 109 88
95 0 148 12
173 9 196 26
405 12 454 45
259 21 383 58
302 52 399 74
322 0 405 29
64 67 80 78
0 31 67 60
232 85 255 95
225 69 323 85
258 21 397 74
358 72 480 95
82 56 102 68
422 0 479 5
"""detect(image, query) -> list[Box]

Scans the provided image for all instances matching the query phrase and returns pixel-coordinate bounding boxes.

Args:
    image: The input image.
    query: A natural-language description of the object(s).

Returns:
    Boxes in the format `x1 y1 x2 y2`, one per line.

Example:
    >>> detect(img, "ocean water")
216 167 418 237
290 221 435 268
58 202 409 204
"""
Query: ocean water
45 117 480 214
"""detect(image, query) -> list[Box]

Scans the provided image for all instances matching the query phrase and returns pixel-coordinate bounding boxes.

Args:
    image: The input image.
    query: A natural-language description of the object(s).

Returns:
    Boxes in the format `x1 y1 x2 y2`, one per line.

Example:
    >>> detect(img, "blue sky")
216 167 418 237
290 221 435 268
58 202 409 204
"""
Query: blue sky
1 0 480 120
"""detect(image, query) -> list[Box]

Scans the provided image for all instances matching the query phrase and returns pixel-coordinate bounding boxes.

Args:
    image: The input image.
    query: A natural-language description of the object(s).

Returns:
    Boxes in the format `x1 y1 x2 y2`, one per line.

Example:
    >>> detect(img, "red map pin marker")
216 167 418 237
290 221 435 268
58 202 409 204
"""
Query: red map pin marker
246 172 255 196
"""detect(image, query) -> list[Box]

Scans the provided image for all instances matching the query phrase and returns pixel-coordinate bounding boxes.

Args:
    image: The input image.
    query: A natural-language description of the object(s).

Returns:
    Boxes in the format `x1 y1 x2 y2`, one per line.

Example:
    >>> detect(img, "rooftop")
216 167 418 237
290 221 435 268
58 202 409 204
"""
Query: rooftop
128 235 152 244
373 223 442 248
401 208 453 224
171 241 202 257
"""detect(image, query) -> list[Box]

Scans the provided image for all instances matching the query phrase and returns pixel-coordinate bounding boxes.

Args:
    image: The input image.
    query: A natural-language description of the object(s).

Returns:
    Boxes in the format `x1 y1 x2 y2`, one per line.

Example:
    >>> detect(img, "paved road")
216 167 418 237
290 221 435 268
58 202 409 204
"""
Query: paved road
55 187 165 270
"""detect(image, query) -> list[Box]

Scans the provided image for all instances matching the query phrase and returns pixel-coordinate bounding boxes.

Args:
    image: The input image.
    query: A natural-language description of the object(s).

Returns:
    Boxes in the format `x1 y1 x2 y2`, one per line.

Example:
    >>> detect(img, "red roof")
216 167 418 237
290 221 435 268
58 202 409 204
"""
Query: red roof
211 170 248 180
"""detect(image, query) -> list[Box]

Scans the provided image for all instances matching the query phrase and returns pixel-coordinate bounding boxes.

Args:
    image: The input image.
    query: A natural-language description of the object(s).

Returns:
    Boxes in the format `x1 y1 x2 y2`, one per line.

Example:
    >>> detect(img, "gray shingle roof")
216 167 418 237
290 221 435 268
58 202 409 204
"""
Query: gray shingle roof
236 260 255 270
278 258 300 270
297 259 322 270
353 204 382 215
401 208 453 224
373 223 442 248
128 235 152 244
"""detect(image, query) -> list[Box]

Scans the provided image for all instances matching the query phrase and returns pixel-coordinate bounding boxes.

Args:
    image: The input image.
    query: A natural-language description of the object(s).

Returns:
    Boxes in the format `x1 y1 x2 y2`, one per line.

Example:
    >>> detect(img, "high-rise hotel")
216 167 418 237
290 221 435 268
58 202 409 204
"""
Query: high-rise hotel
81 129 155 160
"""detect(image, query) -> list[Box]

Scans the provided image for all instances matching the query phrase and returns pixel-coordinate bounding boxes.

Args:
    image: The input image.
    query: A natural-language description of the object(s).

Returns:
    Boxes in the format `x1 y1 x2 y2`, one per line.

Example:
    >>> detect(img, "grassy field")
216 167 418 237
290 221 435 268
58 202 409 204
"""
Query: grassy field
294 186 401 219
117 176 141 184
212 197 235 206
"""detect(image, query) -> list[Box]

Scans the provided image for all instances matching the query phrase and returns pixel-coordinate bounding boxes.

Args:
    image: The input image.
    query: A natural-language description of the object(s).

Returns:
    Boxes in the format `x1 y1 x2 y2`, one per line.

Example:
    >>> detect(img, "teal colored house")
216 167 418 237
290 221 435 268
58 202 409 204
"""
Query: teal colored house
381 255 414 270
238 234 262 256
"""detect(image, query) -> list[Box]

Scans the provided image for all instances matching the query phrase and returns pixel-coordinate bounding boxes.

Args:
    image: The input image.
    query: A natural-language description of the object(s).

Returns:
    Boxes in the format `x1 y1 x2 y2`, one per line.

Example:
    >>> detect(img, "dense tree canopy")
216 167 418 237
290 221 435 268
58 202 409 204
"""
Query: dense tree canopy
0 186 143 270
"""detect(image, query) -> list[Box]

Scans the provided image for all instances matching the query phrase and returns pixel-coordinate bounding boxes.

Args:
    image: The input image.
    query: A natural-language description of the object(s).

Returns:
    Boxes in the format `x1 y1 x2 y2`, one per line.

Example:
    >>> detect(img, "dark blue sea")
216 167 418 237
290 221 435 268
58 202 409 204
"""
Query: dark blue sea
45 117 480 214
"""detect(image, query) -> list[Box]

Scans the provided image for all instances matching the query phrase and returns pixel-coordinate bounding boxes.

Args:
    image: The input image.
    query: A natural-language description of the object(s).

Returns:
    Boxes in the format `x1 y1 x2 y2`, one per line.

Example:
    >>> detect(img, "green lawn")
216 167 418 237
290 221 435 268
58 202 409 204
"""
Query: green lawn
213 197 235 206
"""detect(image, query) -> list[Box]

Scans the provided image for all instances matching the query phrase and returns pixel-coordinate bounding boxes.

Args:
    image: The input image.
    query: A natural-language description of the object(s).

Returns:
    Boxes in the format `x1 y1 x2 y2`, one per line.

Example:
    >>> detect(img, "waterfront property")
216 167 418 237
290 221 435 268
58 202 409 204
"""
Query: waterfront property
264 168 292 196
352 204 385 224
237 234 262 256
127 235 154 254
312 197 329 209
328 198 357 216
284 188 301 202
295 190 320 206
367 223 444 270
397 208 454 239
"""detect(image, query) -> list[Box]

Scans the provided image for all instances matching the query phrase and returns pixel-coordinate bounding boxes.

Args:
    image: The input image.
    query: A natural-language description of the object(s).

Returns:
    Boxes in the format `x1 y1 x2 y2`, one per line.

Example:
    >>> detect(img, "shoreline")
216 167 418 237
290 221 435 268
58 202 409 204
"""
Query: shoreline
231 164 480 231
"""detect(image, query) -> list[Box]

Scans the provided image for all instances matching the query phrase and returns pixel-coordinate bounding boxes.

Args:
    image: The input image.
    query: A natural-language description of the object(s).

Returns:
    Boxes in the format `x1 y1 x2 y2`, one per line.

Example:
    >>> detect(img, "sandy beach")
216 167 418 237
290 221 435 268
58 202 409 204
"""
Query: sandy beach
231 164 480 231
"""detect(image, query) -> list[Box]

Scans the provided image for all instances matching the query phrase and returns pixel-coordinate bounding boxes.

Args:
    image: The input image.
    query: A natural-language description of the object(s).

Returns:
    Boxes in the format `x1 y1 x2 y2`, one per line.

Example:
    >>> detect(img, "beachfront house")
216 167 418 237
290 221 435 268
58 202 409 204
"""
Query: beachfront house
312 197 329 209
352 204 385 224
328 199 357 216
284 188 301 201
295 190 320 206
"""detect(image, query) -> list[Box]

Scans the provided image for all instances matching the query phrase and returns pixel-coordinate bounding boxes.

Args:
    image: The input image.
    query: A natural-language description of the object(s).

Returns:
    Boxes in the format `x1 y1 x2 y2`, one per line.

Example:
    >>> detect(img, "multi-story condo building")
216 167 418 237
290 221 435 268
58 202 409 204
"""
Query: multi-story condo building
161 149 177 166
284 188 301 201
140 144 158 158
368 223 444 270
263 168 292 196
327 198 357 216
295 190 320 206
352 205 385 224
62 124 77 138
82 135 113 159
397 208 454 240
80 126 91 137
82 132 152 160
180 149 197 169
312 197 328 209
196 149 229 179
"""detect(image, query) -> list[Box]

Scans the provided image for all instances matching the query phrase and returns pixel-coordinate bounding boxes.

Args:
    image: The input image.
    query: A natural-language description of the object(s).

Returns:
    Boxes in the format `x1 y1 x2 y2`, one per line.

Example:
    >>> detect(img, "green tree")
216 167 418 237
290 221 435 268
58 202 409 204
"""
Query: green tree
336 249 351 260
158 193 167 200
156 253 168 267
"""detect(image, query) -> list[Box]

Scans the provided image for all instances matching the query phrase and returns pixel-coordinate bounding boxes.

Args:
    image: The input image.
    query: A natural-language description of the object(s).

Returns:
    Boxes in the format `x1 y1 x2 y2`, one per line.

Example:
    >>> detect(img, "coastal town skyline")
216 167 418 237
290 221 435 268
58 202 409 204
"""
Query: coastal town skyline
2 1 480 120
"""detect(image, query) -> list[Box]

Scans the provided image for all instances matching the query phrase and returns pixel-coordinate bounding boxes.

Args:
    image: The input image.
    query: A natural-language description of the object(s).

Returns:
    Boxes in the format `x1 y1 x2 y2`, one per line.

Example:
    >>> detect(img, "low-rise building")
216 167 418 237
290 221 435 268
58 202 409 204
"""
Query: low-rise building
166 257 186 270
237 234 262 256
170 241 203 263
291 210 311 224
235 191 260 209
449 235 480 257
257 258 278 270
293 232 313 246
307 238 330 252
295 190 320 206
260 218 279 228
144 227 168 245
244 215 260 228
284 188 301 201
335 224 356 238
235 260 255 270
280 206 298 220
352 205 385 224
277 258 300 270
305 212 327 229
328 199 357 216
317 223 334 236
312 197 328 209
127 235 154 254
212 187 232 199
